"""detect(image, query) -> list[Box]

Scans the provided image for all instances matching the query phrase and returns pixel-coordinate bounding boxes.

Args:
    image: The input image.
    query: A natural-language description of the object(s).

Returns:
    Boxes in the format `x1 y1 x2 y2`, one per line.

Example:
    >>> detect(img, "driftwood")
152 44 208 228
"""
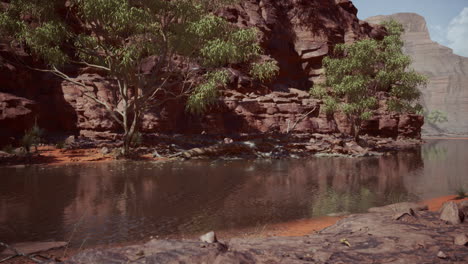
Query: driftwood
286 106 318 134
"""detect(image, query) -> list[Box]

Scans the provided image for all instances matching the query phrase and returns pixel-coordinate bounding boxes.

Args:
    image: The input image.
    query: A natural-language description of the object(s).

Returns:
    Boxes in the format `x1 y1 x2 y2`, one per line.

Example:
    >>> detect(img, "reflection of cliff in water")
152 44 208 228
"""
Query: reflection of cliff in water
219 149 423 225
405 139 468 199
0 148 425 246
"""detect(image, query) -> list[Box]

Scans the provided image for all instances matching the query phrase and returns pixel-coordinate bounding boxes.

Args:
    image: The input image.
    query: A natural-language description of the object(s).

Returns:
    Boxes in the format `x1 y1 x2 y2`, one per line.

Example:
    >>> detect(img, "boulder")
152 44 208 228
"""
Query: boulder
65 135 76 145
458 200 468 216
101 147 110 155
439 201 464 225
200 231 217 244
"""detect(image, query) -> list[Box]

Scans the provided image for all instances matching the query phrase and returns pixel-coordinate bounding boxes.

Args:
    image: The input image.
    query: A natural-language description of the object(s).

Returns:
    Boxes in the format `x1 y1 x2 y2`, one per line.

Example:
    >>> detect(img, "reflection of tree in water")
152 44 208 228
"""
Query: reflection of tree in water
310 187 419 217
310 187 376 216
0 147 425 246
308 149 423 217
0 165 81 244
422 142 448 162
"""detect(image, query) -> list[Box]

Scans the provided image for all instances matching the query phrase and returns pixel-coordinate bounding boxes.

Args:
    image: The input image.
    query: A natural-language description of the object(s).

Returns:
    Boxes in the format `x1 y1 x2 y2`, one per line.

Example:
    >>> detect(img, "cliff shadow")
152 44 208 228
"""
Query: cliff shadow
261 0 313 90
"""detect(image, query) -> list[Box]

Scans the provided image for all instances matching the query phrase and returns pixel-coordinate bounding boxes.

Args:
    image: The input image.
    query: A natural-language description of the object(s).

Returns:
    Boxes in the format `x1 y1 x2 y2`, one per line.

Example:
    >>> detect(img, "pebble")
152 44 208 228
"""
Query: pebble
437 251 447 259
199 231 217 243
454 233 468 246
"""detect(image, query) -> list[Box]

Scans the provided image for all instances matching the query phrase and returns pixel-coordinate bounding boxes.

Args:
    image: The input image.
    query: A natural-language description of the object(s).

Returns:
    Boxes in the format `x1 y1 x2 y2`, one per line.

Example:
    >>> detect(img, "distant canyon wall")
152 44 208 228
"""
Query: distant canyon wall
366 13 468 136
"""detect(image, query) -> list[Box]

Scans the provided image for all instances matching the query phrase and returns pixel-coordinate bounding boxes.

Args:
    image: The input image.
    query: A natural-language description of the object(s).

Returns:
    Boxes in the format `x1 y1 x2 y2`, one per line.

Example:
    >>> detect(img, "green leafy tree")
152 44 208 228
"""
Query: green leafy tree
1 0 278 155
311 20 427 141
425 110 448 125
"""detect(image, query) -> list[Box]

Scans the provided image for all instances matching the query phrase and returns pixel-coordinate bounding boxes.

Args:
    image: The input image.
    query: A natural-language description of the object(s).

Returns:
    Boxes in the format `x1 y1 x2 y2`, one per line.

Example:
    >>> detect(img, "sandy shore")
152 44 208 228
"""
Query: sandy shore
0 146 170 167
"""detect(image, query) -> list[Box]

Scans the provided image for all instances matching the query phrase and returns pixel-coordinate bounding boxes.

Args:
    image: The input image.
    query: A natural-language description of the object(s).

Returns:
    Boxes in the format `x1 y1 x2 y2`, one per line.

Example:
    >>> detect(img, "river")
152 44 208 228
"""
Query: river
0 139 467 247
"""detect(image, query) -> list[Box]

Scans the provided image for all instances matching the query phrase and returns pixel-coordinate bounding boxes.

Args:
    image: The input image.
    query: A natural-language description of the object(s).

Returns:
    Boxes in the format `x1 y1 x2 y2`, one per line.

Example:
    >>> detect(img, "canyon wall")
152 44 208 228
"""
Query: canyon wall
366 13 468 135
0 1 423 145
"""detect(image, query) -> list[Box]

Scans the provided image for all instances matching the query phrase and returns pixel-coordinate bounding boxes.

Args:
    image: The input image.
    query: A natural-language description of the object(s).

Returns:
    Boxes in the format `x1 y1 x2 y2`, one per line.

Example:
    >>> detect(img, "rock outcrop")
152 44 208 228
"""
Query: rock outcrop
0 93 37 142
65 205 468 264
0 1 423 144
366 13 468 135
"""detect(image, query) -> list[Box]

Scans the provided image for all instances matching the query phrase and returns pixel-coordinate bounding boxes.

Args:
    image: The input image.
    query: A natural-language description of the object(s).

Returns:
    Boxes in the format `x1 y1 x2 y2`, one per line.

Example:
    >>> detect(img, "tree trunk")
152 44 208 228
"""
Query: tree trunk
122 132 132 156
122 103 139 157
122 103 131 156
353 118 361 142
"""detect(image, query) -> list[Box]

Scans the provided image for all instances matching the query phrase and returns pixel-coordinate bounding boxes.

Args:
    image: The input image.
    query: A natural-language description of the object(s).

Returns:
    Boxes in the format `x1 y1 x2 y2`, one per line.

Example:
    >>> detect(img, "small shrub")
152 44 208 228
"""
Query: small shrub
310 84 328 99
455 187 467 199
56 140 66 149
21 121 44 153
130 132 143 148
250 60 279 82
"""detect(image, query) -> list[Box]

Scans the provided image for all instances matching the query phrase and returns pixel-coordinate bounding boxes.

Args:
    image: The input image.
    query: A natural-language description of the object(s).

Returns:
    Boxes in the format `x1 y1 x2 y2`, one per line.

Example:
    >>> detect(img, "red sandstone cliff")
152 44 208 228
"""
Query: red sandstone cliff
0 0 422 144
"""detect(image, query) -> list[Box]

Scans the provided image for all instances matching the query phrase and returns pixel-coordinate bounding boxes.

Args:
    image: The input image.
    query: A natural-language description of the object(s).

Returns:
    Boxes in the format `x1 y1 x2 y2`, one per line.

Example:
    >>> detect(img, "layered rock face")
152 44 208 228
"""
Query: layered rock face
366 13 468 135
0 40 78 141
0 1 423 143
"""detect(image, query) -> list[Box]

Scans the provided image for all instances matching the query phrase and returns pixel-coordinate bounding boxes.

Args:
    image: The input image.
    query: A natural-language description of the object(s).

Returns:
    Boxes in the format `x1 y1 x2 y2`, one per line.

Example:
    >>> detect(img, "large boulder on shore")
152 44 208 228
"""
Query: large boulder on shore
440 201 465 225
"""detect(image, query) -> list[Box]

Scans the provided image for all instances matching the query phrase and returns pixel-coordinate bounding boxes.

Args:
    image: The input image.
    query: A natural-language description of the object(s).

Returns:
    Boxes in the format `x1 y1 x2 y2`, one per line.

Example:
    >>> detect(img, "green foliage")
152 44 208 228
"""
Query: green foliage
21 122 44 153
313 19 427 139
310 84 328 99
187 70 229 114
55 140 66 149
323 97 338 115
455 187 467 199
422 145 448 162
425 110 448 124
1 0 268 155
310 187 377 216
129 132 143 148
200 27 261 67
250 60 279 82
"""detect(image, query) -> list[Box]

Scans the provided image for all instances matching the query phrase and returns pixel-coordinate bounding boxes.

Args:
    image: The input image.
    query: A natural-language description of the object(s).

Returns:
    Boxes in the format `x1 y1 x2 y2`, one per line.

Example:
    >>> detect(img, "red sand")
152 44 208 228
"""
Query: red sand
420 195 468 211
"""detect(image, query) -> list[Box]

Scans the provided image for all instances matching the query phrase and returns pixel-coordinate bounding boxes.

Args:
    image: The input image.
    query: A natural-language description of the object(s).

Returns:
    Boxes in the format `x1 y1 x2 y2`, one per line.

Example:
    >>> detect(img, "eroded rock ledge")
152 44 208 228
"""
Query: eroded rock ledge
65 202 468 264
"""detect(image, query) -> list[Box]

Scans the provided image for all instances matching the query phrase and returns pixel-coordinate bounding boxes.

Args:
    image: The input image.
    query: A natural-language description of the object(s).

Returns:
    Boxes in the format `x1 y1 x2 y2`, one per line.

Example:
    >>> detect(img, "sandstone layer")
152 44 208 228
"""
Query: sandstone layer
366 13 468 136
0 1 423 145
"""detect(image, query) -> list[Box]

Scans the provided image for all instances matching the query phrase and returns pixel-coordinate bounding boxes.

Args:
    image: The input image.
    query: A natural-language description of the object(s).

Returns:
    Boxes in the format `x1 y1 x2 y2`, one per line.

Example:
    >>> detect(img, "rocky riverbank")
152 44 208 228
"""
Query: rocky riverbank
2 197 467 264
62 200 468 264
0 133 423 166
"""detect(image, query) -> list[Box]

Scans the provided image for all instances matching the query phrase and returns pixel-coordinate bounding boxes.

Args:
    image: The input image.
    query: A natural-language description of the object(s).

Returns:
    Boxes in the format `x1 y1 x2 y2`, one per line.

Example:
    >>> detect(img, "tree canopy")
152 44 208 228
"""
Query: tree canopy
1 0 278 154
311 20 427 140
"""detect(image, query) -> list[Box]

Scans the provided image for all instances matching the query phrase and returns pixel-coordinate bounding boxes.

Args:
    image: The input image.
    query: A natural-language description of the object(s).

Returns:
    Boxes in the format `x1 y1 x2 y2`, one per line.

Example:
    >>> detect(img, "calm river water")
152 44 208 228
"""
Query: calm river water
0 139 467 246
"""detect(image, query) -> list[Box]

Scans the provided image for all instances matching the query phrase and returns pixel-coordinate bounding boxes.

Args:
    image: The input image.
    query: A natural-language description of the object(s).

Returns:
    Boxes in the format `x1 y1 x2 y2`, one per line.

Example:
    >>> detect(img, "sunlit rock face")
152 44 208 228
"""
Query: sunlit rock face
366 13 468 135
0 1 424 141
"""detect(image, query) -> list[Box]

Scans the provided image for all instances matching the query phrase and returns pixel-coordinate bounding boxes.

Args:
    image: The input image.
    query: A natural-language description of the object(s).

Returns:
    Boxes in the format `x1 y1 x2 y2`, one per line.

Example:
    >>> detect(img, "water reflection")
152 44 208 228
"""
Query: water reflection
405 139 468 199
0 139 467 246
